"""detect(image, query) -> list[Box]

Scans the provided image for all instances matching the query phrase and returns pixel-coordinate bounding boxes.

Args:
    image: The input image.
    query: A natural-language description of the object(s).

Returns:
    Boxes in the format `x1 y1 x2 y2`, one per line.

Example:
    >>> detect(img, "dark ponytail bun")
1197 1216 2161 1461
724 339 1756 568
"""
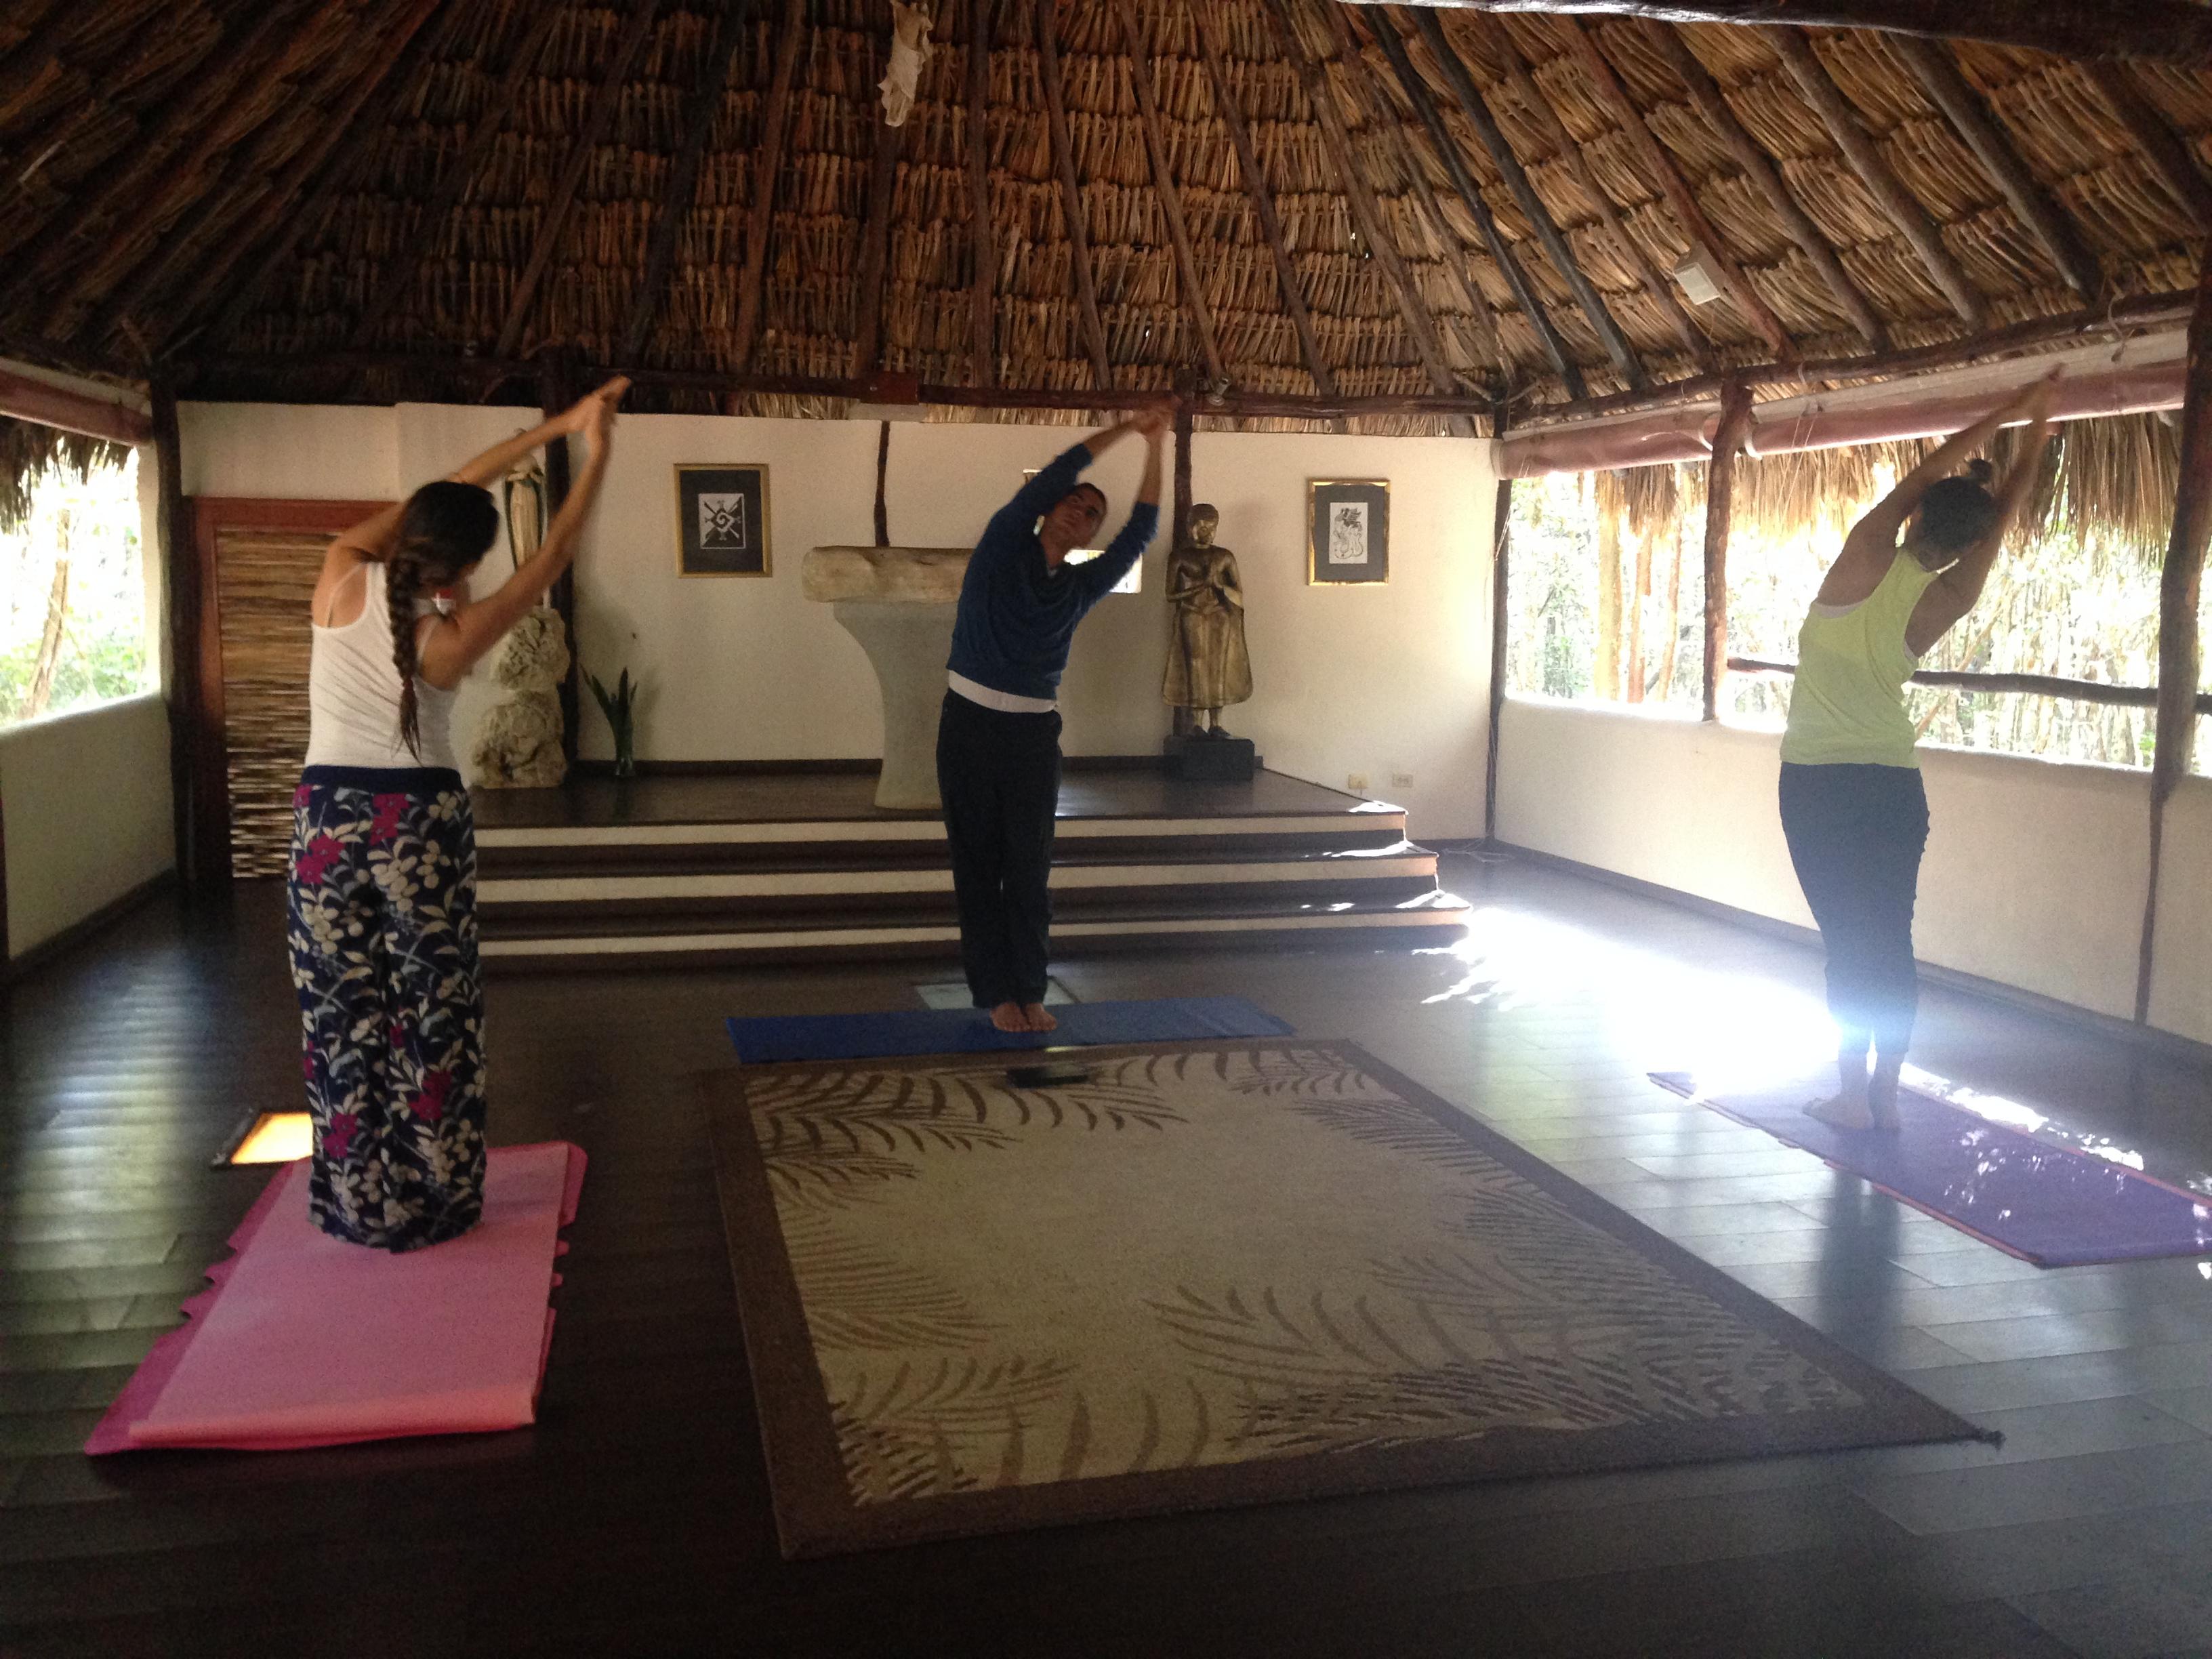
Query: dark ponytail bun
386 481 498 758
1917 460 2000 556
1963 458 1995 487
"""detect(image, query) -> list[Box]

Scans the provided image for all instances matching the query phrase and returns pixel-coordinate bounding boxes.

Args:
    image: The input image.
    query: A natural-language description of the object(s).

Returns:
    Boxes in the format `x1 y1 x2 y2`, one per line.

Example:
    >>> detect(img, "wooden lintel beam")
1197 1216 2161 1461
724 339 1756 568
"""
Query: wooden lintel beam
1343 1 2212 70
1559 18 1793 359
731 0 809 371
851 110 906 375
494 0 663 361
1472 12 1711 371
1702 378 1750 723
1637 20 1887 350
0 366 150 445
1765 26 1984 329
2083 61 2212 234
1036 0 1112 391
1892 37 2100 304
965 0 997 387
1188 0 1337 398
620 0 747 367
1401 9 1641 388
1112 0 1229 389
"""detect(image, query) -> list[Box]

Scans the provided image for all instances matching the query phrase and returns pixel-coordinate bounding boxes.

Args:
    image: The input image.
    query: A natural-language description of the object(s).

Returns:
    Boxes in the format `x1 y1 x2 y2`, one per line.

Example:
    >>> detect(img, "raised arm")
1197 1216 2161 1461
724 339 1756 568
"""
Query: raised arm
1072 410 1168 601
1906 386 2057 656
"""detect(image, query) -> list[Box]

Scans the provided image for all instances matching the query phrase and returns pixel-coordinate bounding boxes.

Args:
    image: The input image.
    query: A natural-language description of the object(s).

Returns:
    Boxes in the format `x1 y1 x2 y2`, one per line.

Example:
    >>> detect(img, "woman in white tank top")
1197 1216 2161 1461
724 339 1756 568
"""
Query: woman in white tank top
289 378 626 1251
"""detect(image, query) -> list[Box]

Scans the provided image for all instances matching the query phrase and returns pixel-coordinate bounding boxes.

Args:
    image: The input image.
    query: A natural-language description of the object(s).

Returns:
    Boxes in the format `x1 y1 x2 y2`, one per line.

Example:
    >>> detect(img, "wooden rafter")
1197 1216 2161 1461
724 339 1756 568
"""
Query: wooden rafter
1470 12 1711 371
1558 18 1793 359
493 0 663 361
621 0 747 367
1891 37 2100 304
851 110 905 375
1764 27 1984 329
965 0 997 386
1636 20 1885 350
1187 0 1337 399
731 0 808 371
1264 0 1472 408
1036 0 1111 391
1354 1 2212 70
1111 0 1228 388
2083 61 2212 233
1399 9 1641 389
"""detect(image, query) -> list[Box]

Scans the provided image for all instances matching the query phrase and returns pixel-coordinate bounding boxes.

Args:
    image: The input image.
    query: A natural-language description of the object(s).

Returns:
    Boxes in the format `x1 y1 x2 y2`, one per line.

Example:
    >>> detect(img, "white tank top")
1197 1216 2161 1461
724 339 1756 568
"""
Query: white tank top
304 561 460 773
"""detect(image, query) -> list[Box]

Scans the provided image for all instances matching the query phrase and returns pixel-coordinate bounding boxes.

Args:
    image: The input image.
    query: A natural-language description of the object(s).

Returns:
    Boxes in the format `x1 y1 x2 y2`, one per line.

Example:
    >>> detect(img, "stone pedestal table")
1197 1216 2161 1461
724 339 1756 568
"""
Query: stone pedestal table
803 546 973 811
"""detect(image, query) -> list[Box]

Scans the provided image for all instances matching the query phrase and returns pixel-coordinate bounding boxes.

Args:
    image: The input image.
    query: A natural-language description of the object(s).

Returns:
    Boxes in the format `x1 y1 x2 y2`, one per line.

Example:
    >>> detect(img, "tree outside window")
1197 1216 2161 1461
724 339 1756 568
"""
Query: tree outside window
1 447 150 727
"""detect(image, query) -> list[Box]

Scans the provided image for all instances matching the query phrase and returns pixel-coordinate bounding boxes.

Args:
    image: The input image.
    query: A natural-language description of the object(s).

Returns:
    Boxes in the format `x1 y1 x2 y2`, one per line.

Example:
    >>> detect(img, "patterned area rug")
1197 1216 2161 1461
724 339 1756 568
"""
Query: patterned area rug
709 1040 1984 1557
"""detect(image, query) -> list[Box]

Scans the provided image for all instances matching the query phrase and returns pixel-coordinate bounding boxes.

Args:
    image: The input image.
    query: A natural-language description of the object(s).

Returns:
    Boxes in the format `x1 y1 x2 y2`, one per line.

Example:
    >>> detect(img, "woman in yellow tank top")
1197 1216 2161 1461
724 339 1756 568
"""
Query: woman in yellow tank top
1782 372 2058 1133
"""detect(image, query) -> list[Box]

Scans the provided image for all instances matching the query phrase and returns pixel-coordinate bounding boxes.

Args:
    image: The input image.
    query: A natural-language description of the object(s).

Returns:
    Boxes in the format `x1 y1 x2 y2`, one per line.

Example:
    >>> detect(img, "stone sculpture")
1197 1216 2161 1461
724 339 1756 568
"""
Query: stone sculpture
471 455 571 787
1162 503 1252 732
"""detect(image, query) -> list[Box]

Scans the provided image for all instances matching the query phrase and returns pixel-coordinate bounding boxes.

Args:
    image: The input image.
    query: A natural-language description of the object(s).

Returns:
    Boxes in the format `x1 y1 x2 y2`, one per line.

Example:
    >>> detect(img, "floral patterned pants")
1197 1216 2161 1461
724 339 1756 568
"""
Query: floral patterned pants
287 766 486 1251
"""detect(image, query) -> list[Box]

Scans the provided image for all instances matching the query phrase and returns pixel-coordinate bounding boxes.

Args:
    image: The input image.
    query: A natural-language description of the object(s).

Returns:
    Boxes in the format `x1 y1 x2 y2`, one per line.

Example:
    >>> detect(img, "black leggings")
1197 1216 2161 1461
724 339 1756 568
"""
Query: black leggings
1778 762 1930 1064
936 691 1061 1008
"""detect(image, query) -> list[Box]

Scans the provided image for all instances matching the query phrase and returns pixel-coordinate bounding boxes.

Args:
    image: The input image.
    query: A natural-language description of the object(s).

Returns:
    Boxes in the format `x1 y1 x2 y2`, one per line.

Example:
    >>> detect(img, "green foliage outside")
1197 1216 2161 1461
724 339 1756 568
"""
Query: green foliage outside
0 451 148 728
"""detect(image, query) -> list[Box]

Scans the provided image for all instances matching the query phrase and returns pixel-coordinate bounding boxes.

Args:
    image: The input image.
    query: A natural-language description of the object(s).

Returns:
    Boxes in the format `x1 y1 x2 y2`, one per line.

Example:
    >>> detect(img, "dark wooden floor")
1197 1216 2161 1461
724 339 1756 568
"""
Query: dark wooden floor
5 854 2211 1658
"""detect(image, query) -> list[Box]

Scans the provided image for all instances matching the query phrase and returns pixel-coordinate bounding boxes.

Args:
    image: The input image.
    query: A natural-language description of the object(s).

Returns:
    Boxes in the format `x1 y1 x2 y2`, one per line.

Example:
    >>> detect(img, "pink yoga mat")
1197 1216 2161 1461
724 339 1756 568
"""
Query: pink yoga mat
87 1141 586 1454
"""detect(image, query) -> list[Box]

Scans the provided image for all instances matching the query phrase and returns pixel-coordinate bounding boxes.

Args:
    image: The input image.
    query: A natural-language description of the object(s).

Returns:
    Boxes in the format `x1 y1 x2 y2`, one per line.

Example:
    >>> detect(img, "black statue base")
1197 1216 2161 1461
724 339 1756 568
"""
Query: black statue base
1162 731 1258 782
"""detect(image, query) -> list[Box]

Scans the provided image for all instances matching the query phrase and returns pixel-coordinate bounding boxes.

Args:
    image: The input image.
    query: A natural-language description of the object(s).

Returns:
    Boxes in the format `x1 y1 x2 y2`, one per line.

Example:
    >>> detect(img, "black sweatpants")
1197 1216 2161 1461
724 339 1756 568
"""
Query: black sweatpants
936 691 1061 1009
1778 761 1931 1063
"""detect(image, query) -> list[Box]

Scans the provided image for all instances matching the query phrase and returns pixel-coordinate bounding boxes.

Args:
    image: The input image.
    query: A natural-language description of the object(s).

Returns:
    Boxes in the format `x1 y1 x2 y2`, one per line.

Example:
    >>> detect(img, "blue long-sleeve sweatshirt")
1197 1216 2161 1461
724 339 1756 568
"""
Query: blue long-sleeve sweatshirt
945 443 1159 703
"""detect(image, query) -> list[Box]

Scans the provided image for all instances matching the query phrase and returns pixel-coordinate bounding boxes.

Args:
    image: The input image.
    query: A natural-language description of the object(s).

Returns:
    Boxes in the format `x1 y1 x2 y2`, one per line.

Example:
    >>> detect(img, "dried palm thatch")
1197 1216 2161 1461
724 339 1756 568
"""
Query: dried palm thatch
0 417 131 533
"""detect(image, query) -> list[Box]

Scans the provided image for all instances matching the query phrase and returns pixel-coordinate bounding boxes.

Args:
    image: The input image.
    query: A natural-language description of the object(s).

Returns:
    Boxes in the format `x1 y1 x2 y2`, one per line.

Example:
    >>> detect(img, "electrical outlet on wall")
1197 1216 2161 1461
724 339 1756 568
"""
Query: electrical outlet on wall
1347 773 1368 794
1390 772 1414 791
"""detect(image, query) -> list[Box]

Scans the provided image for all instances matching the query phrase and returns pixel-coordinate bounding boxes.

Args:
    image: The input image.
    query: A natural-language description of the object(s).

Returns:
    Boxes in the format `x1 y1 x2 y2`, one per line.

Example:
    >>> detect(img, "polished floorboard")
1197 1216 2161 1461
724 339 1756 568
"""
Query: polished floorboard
3 853 2210 1658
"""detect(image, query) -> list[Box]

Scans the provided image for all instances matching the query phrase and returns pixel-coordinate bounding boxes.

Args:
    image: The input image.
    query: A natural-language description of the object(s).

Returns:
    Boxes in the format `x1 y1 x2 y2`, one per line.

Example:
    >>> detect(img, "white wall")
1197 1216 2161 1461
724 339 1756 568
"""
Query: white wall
2 694 173 960
1497 699 2209 1046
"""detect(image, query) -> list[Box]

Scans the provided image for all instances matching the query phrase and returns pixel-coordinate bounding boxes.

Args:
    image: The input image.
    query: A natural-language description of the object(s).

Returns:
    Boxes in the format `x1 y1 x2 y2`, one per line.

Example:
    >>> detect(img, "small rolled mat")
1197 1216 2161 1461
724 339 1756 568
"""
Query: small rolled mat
1652 1073 2212 1268
725 995 1293 1063
87 1141 586 1454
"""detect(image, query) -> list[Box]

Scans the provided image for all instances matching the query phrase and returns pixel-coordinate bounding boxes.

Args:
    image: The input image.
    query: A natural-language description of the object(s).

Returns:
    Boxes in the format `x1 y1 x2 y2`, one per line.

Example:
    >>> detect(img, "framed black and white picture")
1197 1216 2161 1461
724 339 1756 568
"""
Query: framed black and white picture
675 464 771 577
1307 479 1389 585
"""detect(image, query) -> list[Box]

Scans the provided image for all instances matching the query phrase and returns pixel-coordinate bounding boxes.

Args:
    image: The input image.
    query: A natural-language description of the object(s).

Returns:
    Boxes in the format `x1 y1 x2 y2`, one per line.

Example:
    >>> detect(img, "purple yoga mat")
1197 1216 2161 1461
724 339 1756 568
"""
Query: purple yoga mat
1648 1072 2212 1268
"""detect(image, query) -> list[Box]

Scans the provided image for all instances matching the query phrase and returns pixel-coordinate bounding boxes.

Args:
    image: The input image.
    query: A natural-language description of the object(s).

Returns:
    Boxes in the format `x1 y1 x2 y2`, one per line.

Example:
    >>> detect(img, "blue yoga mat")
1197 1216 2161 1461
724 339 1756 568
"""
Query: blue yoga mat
726 996 1294 1064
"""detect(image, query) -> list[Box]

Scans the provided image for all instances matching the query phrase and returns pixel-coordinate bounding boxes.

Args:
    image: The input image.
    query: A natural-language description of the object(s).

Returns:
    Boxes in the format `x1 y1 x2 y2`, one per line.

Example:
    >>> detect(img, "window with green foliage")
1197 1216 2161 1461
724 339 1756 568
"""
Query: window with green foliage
1 445 151 728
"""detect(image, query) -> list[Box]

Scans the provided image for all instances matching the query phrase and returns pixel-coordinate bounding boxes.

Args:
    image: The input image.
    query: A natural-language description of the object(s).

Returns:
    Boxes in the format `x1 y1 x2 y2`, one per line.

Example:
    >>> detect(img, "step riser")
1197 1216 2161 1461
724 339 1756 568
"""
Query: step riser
478 830 1413 878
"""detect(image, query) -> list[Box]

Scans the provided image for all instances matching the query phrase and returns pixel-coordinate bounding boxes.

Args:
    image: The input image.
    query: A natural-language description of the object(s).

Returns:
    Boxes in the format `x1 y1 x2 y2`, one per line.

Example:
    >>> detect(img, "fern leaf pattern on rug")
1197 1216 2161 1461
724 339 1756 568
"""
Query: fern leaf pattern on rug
738 1044 1888 1509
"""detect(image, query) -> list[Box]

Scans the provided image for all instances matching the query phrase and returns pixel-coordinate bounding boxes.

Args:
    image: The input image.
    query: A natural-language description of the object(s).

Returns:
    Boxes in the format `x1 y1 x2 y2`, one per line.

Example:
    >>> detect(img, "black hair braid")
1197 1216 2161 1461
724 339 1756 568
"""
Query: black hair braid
382 480 501 760
386 540 430 761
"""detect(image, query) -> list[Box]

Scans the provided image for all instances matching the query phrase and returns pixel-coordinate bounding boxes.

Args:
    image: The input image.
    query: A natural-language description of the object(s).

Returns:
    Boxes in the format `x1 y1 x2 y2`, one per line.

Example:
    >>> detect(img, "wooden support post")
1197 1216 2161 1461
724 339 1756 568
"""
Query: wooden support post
539 354 581 766
1702 379 1750 724
731 0 808 371
2135 253 2212 1025
1893 37 2100 304
1036 0 1112 392
150 380 205 886
2083 62 2212 233
852 112 906 377
1558 18 1793 360
1401 9 1642 389
965 0 997 387
1485 407 1511 842
1188 0 1338 399
1112 0 1229 388
1171 390 1196 739
621 0 747 367
874 421 892 547
1637 20 1887 350
1764 27 1984 330
495 0 663 360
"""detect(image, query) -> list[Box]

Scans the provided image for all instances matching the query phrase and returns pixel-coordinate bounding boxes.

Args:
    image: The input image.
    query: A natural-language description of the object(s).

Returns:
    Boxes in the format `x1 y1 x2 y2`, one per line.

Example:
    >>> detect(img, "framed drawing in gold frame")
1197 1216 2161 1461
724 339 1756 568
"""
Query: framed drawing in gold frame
1307 479 1389 584
676 464 771 577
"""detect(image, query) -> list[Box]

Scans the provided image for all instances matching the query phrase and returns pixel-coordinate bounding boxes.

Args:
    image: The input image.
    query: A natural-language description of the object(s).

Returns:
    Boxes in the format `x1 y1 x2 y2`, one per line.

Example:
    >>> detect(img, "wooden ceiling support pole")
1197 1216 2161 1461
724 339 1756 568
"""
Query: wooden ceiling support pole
1036 0 1112 392
1702 378 1750 723
1892 37 2100 304
1188 0 1338 399
1559 18 1793 359
621 0 747 367
852 110 905 375
2133 251 2212 1025
1764 27 1984 329
731 0 808 371
964 0 997 386
1637 20 1886 350
1484 405 1511 842
2083 62 2212 233
1112 0 1229 388
537 351 581 764
1400 9 1640 389
494 0 662 359
148 379 204 886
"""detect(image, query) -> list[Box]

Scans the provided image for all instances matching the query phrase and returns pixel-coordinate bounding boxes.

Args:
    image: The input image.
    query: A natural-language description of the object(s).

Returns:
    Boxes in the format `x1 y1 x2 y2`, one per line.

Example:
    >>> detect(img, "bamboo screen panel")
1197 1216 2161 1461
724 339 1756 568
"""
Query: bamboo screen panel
218 529 321 878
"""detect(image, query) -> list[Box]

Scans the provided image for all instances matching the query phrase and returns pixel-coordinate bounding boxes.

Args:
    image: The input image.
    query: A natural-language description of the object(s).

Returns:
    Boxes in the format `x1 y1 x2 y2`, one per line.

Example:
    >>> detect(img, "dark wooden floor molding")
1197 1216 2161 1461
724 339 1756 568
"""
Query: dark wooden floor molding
4 868 178 984
565 755 1171 780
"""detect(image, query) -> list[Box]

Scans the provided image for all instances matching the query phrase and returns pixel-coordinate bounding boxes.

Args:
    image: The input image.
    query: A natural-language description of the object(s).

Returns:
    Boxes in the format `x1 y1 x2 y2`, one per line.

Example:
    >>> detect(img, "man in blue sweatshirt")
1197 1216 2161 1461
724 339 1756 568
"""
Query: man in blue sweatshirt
939 403 1172 1033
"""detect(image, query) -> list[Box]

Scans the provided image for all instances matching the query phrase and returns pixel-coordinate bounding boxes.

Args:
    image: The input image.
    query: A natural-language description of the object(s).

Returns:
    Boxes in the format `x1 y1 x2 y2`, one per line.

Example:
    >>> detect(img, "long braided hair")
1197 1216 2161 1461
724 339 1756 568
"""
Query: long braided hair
386 481 499 758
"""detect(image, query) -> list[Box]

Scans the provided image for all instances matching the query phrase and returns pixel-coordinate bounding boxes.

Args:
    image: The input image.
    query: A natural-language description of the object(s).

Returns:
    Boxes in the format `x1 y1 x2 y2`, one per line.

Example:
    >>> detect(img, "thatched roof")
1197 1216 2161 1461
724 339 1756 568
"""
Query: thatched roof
0 0 2207 434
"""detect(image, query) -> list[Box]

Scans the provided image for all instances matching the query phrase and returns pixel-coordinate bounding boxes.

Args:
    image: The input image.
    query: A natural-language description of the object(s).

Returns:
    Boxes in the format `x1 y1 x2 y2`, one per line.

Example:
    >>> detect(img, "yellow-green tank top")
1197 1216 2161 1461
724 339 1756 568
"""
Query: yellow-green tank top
1780 552 1940 769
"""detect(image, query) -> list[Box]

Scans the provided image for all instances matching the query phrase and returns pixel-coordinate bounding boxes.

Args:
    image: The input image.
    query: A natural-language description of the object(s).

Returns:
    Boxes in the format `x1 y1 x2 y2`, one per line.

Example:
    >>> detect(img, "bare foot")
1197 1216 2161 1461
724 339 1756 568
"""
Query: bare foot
1021 1002 1059 1033
1805 1094 1879 1132
1866 1072 1904 1132
990 1002 1027 1033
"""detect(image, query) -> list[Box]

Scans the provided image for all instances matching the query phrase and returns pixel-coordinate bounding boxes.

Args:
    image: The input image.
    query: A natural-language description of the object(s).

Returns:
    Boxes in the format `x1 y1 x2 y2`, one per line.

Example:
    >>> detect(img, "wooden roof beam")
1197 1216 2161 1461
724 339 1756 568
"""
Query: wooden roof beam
1557 18 1793 359
1347 1 2212 72
1636 20 1887 350
1036 0 1113 391
1764 26 1985 329
2083 61 2212 233
964 0 996 387
1400 8 1642 388
493 0 664 361
730 0 809 371
1111 0 1229 389
1892 37 2100 303
620 0 747 367
1187 0 1338 398
1469 12 1713 371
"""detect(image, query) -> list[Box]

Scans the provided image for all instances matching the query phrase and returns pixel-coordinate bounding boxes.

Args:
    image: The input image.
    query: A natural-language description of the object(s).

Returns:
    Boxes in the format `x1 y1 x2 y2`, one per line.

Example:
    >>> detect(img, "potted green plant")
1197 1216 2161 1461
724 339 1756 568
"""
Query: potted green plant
587 668 640 779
